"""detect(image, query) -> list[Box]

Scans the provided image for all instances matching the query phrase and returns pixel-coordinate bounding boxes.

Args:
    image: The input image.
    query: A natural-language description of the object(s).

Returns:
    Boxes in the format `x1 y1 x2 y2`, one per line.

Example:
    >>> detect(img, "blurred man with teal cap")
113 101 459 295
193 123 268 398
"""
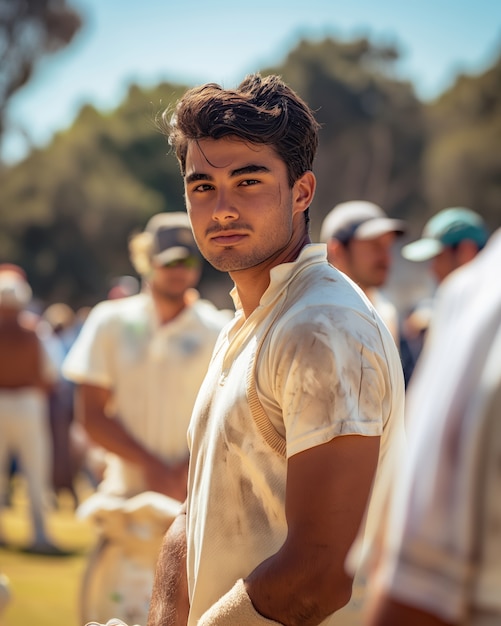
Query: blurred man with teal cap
402 207 489 284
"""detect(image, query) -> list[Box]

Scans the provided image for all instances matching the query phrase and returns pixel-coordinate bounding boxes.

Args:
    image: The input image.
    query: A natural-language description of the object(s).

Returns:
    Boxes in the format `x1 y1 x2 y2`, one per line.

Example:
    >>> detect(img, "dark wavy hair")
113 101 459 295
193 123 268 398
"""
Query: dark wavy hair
160 74 320 188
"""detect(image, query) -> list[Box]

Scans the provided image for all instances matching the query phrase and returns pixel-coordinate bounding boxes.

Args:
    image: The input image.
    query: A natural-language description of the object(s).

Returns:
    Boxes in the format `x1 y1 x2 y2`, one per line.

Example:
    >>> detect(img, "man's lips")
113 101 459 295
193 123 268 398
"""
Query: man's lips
210 232 248 246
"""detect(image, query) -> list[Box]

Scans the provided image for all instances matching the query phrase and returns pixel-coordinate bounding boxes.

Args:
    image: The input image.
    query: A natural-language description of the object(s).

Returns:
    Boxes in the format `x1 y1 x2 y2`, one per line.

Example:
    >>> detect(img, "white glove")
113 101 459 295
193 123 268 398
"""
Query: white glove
198 579 283 625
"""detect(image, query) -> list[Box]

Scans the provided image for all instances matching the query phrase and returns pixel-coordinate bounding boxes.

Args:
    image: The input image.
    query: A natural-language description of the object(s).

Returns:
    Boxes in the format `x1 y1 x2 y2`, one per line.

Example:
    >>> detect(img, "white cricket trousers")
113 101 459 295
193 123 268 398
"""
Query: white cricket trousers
0 388 53 542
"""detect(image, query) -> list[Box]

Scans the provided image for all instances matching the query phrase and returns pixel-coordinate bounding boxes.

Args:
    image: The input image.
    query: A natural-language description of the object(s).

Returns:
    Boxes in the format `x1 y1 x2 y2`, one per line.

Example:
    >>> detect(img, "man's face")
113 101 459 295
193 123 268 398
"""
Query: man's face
430 246 460 284
337 232 396 290
183 137 305 273
149 260 201 301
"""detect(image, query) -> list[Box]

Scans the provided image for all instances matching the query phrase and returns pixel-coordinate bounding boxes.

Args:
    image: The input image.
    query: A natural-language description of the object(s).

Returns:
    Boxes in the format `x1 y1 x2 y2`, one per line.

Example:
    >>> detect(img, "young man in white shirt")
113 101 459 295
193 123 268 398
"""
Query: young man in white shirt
92 74 405 626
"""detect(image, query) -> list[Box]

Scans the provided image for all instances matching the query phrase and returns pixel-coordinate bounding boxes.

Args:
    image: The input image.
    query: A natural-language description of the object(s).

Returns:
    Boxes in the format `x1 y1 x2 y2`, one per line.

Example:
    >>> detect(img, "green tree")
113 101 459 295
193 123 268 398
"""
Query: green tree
2 34 499 309
423 52 501 232
261 37 427 239
0 0 81 149
0 82 188 307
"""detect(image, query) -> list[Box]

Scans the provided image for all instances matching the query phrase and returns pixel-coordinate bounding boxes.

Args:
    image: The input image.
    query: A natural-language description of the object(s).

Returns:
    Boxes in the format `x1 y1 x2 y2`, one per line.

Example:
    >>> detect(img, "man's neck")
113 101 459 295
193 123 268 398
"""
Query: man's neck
231 237 310 318
151 289 198 326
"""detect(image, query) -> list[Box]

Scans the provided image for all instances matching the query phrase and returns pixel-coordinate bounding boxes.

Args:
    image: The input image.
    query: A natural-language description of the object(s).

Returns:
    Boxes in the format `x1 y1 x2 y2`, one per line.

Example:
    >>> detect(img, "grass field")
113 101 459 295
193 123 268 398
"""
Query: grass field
0 476 95 626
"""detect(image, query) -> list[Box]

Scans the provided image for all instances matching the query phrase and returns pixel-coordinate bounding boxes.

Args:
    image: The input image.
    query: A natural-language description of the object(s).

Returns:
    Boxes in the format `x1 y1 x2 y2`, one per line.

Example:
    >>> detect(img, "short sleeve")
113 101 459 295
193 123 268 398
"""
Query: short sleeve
260 305 388 458
62 302 115 388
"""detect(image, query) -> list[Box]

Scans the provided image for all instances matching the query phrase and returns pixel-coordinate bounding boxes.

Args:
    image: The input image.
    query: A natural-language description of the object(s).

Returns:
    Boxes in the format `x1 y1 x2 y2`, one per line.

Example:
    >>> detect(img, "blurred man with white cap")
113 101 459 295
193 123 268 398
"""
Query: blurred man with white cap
401 206 489 285
320 200 406 344
63 212 230 502
0 264 61 554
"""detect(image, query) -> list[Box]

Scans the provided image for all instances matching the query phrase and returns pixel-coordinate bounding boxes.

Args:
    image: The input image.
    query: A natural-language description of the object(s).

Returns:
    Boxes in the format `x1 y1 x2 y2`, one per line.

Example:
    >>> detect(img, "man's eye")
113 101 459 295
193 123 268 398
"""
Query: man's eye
240 179 259 186
194 183 213 192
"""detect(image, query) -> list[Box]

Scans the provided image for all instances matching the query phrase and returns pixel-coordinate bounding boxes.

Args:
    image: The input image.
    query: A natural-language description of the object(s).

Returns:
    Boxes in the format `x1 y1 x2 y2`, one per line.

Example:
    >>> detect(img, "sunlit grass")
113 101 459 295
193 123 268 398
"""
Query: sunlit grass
1 476 95 626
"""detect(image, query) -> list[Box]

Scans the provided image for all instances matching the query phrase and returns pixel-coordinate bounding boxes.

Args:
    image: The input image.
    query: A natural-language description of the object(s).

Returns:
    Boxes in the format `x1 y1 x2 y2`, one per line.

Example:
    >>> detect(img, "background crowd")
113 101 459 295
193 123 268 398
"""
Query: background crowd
1 3 500 626
0 192 495 625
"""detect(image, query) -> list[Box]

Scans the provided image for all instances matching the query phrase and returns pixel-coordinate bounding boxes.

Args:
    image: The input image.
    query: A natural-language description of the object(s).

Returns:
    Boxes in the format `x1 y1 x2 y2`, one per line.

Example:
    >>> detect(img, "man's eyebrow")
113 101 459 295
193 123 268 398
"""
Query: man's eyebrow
185 164 270 185
231 164 270 177
185 171 211 184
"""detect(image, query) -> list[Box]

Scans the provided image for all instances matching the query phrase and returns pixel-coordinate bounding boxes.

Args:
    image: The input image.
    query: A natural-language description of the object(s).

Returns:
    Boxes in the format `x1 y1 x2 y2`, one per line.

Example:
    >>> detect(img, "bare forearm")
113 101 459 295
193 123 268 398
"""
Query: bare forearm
197 550 351 626
147 511 189 626
222 436 377 626
82 408 150 463
76 383 165 468
89 416 188 499
245 540 352 626
242 437 377 626
78 390 188 499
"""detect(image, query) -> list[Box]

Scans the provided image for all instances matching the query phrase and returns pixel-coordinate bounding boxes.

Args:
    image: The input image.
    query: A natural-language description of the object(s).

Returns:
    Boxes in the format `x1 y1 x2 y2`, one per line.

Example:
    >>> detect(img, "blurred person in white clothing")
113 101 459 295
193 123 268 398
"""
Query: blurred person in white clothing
63 213 230 625
63 212 230 502
363 228 501 626
0 264 61 554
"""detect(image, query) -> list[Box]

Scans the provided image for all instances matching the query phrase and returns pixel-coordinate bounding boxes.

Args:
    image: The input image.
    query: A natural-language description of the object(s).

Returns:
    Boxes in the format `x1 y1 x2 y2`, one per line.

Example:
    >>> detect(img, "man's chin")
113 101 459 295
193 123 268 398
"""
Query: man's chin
205 253 248 273
210 262 245 273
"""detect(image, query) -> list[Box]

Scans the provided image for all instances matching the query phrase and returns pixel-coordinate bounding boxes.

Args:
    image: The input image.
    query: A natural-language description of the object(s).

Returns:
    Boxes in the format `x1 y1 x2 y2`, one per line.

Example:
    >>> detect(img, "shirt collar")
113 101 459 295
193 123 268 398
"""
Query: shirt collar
229 243 328 311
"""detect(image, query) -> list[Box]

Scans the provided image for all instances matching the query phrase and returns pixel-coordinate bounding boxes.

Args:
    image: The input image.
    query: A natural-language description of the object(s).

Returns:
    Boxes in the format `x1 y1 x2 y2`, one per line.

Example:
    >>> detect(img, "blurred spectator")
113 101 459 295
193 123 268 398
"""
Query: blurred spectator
0 264 62 554
398 298 434 387
363 228 501 625
62 212 231 624
399 207 490 385
402 206 489 285
39 303 80 506
62 212 231 502
42 302 79 352
320 200 406 345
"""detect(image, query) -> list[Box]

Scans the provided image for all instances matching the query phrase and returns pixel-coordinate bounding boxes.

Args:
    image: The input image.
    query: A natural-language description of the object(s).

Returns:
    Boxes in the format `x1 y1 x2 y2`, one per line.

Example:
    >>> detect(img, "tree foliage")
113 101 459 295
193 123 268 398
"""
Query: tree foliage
0 0 82 141
423 51 501 232
261 37 427 238
0 81 193 307
0 32 499 310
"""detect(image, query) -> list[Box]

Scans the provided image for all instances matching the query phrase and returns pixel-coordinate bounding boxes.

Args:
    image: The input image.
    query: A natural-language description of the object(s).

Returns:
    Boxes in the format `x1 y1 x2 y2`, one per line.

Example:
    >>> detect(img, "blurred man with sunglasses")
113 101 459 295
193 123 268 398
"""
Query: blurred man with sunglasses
63 212 230 503
64 212 230 623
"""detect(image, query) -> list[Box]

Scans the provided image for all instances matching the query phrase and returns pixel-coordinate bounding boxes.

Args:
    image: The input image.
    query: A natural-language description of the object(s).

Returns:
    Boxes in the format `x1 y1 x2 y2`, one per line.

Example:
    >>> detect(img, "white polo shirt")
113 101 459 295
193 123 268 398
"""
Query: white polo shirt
63 293 230 497
185 244 405 625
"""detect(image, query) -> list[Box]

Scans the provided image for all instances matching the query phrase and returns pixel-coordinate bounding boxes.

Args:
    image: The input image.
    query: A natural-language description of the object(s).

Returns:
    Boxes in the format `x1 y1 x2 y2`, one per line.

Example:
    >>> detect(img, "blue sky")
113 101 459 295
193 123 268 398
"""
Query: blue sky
4 0 501 163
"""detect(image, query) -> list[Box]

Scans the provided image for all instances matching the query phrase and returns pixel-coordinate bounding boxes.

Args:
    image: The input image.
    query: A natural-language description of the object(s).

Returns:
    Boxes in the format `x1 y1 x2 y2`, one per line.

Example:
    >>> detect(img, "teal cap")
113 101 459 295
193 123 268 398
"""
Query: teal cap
402 207 489 262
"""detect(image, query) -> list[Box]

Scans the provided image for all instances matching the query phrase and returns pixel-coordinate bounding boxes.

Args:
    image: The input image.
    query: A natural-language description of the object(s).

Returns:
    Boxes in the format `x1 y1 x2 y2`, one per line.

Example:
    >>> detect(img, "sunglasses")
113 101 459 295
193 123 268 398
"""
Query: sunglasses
161 256 201 269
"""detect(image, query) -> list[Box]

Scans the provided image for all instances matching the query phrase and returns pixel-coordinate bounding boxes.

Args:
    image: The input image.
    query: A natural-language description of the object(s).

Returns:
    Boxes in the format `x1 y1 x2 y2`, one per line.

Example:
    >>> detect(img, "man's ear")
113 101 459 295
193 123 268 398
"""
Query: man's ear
293 171 316 215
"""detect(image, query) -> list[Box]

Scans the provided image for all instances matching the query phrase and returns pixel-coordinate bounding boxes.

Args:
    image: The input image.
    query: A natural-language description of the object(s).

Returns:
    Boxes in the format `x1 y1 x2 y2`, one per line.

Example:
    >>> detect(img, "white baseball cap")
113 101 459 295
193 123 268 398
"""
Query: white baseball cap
320 201 406 244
